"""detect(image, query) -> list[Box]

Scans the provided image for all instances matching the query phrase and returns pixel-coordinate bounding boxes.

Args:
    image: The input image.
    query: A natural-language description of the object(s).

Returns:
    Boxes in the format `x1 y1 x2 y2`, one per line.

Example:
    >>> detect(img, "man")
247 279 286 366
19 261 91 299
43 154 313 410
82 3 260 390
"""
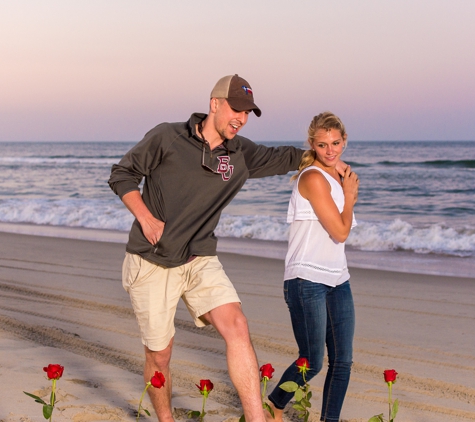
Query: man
109 74 304 421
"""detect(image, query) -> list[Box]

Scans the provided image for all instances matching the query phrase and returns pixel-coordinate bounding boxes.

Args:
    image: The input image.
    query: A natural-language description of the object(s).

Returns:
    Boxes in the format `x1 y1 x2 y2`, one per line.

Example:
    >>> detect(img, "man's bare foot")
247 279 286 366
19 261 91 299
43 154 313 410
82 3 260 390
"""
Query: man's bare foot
265 402 284 422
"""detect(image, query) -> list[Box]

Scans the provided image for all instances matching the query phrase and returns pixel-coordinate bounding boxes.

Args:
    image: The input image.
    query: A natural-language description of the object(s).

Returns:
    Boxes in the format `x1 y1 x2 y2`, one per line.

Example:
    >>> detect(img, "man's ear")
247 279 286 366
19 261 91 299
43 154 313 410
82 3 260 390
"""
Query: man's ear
210 98 218 113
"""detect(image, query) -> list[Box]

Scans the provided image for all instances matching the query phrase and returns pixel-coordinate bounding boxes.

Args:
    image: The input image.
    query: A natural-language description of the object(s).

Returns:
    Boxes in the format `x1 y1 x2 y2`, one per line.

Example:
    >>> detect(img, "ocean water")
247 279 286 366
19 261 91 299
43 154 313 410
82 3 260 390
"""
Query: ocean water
0 140 474 270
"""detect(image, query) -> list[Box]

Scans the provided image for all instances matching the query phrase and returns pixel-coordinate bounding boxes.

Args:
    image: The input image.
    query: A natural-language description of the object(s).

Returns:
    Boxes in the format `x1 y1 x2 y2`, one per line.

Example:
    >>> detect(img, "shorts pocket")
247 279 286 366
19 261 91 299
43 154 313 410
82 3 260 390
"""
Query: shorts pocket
122 253 142 292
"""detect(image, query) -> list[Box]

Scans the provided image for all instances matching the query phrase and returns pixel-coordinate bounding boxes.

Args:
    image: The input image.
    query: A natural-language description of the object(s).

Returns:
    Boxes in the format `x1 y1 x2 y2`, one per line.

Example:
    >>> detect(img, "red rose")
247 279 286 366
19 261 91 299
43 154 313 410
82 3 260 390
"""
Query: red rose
296 357 310 373
43 364 64 380
384 369 398 383
150 371 166 388
260 363 275 380
196 379 214 397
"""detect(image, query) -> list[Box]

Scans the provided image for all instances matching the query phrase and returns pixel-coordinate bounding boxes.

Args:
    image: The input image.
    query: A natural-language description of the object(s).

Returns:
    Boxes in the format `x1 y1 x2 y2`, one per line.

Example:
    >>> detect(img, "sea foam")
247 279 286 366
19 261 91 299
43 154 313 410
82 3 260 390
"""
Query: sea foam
2 197 472 257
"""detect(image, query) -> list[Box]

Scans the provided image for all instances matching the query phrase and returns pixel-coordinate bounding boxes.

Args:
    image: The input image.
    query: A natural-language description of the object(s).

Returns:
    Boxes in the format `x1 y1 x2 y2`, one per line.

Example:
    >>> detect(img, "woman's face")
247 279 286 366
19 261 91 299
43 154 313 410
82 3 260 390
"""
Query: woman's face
309 128 346 168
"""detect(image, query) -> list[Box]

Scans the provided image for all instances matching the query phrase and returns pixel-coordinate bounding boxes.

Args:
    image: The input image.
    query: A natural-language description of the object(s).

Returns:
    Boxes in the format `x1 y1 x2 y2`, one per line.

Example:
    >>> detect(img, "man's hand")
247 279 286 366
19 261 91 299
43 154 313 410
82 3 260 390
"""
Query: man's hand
122 191 165 245
140 216 165 246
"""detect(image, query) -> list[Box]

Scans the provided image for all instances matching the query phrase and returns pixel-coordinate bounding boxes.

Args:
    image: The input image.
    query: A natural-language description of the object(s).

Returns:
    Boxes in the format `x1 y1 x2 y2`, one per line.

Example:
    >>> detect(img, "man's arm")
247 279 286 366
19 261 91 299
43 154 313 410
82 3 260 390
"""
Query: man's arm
108 124 166 197
241 140 304 178
122 191 165 246
336 159 349 176
108 125 168 245
240 140 347 178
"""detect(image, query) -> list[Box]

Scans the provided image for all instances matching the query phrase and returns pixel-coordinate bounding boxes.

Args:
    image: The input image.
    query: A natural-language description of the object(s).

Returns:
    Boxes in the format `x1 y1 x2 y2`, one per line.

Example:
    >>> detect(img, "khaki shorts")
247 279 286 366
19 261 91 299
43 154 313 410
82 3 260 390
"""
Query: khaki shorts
122 253 240 351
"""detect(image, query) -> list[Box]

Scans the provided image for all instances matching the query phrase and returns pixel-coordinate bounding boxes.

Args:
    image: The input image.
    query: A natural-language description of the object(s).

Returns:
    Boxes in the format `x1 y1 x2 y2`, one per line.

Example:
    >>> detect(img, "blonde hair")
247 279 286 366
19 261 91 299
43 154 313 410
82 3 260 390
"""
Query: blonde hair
291 111 347 181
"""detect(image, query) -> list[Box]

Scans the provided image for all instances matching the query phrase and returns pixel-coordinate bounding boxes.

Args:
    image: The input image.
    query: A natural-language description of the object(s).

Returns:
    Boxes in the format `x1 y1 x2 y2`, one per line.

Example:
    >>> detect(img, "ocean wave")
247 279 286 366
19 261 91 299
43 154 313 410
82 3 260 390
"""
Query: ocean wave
216 215 475 257
6 158 473 170
4 156 472 170
377 159 475 169
215 214 289 241
0 156 119 166
0 198 472 257
348 219 475 257
0 198 134 232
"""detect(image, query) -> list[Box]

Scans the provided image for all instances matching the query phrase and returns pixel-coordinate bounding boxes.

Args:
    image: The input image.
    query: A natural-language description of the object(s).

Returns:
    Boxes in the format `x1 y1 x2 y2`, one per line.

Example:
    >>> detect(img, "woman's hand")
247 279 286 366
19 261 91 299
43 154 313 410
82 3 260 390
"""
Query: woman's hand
300 166 357 243
342 165 359 205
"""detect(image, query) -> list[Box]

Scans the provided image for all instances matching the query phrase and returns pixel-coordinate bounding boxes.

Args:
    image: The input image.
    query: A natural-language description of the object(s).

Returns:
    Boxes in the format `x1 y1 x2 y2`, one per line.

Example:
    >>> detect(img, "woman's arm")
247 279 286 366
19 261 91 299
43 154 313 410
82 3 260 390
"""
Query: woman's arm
299 166 358 243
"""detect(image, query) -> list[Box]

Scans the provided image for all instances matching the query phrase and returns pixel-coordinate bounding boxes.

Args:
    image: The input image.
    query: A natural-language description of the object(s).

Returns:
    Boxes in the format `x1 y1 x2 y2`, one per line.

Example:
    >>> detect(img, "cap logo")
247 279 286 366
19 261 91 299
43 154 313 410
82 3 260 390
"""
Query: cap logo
241 86 253 95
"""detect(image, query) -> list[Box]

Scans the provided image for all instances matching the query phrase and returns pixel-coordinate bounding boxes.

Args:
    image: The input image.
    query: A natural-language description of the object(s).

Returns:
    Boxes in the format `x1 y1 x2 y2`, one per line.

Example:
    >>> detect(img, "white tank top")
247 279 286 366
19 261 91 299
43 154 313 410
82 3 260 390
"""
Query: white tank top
284 166 357 287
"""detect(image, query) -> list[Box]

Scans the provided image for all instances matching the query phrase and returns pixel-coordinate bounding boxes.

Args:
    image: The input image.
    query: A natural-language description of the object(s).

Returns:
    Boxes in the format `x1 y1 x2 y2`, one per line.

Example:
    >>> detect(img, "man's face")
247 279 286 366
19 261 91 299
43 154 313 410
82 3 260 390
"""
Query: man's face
212 99 250 140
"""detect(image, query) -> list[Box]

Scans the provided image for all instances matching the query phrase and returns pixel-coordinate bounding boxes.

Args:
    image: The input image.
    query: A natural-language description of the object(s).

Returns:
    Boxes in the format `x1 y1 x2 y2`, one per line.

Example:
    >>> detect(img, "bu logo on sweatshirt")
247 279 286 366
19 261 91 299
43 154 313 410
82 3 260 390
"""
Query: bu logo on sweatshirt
217 156 234 181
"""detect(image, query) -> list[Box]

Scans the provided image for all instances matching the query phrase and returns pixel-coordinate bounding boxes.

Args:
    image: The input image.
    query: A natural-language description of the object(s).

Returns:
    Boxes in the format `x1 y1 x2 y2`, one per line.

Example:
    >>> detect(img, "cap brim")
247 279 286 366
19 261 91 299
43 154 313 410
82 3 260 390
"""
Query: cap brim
226 98 262 117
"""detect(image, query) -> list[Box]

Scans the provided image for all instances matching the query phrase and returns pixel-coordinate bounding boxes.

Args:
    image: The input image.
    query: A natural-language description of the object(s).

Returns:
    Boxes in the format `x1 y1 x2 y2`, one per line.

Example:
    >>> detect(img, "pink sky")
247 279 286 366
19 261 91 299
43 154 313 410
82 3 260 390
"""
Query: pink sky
1 1 474 142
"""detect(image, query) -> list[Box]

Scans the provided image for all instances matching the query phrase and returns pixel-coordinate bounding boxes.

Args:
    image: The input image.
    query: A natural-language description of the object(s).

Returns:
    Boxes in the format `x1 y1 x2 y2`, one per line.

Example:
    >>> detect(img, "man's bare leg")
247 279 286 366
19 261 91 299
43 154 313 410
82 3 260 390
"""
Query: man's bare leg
203 302 266 422
144 338 175 421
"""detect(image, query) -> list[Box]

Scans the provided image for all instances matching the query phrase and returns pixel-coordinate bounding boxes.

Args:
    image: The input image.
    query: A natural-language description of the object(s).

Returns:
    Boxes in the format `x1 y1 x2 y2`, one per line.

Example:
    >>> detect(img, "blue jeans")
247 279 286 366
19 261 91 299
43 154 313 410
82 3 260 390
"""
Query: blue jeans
268 278 355 422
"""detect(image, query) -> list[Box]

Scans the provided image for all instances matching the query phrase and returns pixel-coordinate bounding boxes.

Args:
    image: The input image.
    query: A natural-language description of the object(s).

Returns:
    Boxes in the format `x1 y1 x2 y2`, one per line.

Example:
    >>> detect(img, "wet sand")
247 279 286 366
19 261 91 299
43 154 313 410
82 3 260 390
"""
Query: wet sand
0 231 474 421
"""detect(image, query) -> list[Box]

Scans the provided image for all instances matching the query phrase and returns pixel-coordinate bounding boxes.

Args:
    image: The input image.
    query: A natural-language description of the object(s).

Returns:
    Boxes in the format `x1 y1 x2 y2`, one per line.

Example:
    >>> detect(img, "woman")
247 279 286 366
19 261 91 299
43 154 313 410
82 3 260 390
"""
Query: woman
267 112 359 422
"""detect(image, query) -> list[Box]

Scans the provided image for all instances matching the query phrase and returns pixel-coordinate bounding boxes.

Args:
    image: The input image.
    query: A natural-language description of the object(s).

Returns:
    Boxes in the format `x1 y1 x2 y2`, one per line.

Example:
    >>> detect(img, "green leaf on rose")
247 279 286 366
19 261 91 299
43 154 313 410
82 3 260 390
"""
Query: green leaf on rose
292 403 306 411
187 410 201 419
23 392 47 405
368 414 384 422
390 398 399 421
144 409 151 416
239 415 245 422
43 404 54 419
263 402 274 418
294 388 304 401
301 398 311 408
279 381 298 392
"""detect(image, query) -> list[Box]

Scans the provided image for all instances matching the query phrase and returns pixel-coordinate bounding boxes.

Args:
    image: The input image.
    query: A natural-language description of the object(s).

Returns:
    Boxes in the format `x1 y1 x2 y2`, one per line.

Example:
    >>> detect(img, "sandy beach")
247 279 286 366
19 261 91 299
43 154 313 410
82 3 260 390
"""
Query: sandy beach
1 231 474 422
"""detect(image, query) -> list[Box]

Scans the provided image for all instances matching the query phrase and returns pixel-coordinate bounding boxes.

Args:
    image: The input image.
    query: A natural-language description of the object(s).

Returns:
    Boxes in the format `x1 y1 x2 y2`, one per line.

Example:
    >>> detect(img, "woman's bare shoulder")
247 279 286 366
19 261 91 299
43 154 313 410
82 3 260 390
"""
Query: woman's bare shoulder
300 168 327 184
299 168 330 197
